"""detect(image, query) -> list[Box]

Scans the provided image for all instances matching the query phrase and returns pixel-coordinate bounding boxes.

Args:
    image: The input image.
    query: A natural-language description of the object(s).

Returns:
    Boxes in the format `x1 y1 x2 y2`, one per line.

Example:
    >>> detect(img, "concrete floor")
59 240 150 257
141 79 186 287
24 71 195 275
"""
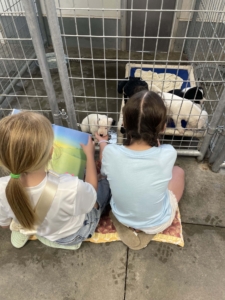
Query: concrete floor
1 157 225 300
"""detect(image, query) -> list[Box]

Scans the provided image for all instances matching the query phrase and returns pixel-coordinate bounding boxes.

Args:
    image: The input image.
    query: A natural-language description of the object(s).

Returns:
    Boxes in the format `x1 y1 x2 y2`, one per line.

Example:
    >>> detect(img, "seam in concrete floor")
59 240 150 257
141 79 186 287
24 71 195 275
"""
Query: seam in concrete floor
182 221 225 229
123 247 129 300
123 221 225 299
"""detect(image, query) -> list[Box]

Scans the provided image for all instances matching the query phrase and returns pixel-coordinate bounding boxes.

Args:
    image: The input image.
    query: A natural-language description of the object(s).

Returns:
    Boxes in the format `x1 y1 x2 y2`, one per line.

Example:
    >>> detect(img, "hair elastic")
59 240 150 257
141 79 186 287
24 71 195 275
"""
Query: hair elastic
10 173 20 179
98 140 109 146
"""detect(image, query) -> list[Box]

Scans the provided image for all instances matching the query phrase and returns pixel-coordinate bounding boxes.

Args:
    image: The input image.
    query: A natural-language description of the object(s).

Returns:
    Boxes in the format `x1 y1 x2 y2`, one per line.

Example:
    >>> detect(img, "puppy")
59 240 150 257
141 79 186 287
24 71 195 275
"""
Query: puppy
161 92 208 134
118 77 149 134
168 86 204 106
118 77 148 104
80 114 115 137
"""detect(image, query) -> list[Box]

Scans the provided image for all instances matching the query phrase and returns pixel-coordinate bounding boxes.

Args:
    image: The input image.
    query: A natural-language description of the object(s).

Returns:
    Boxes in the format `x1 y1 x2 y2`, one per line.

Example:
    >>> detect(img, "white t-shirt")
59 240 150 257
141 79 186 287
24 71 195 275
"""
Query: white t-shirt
0 173 96 241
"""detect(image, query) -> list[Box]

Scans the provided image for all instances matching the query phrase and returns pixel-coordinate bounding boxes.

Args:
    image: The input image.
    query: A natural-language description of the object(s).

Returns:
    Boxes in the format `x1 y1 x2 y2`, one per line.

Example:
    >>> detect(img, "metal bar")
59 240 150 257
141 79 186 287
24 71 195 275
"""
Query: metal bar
208 115 225 164
197 88 225 161
3 8 225 13
56 34 225 40
176 150 201 156
44 0 78 130
101 0 109 119
71 1 88 124
87 0 98 114
21 0 62 125
45 7 225 12
35 0 48 45
169 0 182 52
120 0 127 51
211 145 225 172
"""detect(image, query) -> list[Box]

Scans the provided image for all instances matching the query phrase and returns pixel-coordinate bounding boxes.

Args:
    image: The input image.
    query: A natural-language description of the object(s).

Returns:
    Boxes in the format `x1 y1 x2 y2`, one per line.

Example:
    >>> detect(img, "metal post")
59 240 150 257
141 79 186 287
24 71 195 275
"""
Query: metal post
211 142 225 172
208 115 225 164
44 0 78 130
120 0 127 51
21 0 62 126
197 87 225 161
35 0 48 45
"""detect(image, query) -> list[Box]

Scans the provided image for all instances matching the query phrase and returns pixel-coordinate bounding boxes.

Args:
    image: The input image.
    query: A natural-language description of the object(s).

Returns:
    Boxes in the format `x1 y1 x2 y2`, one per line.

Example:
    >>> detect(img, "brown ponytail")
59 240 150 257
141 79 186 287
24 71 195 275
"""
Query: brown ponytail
0 112 54 229
6 178 36 229
123 90 167 147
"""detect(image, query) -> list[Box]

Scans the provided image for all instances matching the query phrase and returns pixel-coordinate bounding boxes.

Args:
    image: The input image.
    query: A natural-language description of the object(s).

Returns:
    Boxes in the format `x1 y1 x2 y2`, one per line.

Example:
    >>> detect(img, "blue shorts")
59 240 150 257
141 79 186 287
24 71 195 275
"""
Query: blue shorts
55 178 111 246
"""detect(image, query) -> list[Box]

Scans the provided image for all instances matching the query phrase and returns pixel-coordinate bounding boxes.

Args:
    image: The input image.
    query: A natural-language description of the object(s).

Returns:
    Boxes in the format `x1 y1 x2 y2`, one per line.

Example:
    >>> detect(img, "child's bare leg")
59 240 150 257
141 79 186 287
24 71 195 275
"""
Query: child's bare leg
168 166 185 203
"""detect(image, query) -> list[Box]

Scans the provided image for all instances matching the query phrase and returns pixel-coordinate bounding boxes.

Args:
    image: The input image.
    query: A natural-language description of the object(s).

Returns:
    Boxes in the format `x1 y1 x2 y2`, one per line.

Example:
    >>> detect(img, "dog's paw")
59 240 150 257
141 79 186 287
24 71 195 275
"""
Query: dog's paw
176 127 185 135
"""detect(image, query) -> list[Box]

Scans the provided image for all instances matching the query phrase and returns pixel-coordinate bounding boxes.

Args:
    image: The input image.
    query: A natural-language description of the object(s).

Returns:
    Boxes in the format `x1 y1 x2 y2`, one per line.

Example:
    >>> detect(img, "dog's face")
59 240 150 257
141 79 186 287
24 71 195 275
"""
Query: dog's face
97 117 114 136
182 87 204 105
118 77 148 99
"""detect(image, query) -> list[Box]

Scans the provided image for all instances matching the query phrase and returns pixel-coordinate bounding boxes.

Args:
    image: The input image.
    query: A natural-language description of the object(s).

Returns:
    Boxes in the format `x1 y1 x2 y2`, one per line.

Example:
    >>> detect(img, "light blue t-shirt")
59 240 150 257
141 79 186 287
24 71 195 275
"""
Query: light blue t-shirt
101 144 177 229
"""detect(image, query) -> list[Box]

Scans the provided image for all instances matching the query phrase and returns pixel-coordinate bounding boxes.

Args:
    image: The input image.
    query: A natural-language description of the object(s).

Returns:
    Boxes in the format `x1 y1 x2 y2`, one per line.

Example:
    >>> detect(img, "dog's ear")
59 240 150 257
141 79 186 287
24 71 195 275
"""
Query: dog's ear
120 125 126 134
168 89 182 97
183 87 204 100
111 119 116 126
128 76 141 81
118 77 128 94
107 117 114 126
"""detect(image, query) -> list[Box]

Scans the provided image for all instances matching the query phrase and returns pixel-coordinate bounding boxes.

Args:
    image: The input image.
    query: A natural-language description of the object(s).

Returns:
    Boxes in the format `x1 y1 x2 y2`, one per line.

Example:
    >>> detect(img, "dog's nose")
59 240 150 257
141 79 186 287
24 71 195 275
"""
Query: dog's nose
100 134 103 137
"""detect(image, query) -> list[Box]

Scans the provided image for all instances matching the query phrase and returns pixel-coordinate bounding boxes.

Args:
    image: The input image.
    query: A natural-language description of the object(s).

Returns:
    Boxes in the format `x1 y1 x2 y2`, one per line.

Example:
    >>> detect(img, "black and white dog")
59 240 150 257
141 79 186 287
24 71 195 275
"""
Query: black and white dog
168 86 204 106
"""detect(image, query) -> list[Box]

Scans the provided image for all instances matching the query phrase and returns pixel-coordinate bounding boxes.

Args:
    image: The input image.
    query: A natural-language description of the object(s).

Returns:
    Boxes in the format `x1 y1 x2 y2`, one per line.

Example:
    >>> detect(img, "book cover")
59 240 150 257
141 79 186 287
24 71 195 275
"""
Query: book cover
11 110 89 179
50 125 89 179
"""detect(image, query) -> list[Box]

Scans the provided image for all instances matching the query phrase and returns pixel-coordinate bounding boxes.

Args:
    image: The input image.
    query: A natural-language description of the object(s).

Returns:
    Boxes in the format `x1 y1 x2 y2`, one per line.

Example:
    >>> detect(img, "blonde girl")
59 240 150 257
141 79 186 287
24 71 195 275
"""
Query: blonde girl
0 112 110 248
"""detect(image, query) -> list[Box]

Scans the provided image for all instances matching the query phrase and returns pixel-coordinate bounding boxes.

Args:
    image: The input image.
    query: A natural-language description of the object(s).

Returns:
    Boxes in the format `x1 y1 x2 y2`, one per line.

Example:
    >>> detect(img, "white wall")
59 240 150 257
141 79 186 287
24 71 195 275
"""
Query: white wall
0 0 24 14
40 0 121 18
178 0 225 22
0 0 121 18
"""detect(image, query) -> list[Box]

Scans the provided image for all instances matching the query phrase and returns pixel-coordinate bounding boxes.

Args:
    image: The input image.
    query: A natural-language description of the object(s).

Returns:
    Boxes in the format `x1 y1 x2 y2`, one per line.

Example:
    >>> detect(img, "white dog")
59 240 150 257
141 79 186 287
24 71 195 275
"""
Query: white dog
161 92 208 134
80 114 114 136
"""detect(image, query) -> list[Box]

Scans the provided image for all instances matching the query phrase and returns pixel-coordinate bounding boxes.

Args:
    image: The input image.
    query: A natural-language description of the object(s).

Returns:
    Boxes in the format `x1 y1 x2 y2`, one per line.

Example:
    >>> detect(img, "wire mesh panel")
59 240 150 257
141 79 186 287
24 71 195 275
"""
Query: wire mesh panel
0 0 55 120
185 0 225 158
47 0 221 155
45 0 123 128
185 0 225 110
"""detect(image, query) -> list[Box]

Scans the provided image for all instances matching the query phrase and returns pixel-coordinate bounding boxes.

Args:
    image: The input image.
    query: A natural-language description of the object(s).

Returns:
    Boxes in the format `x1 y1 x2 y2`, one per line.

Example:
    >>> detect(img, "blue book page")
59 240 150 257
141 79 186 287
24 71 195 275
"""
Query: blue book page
11 109 21 115
50 125 90 179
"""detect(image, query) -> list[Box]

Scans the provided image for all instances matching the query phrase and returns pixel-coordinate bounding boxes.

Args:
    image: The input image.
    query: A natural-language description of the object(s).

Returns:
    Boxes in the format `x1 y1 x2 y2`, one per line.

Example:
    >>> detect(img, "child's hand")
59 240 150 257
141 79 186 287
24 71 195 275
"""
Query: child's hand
157 139 161 147
95 133 109 142
80 136 95 157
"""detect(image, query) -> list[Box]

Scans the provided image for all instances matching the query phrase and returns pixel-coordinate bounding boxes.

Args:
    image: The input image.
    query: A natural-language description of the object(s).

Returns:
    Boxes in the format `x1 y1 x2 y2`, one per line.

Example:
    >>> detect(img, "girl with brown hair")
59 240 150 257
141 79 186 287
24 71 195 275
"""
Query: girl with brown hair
96 90 185 239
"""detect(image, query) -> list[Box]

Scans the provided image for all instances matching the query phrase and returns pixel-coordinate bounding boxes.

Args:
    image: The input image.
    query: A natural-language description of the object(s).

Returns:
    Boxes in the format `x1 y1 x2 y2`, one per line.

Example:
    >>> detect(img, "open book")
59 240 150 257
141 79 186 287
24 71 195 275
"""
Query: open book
50 124 89 179
11 109 89 179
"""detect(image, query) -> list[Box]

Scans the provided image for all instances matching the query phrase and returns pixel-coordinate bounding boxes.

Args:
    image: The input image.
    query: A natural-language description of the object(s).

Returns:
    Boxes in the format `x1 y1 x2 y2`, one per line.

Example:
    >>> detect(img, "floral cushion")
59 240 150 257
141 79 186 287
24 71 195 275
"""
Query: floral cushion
86 208 184 247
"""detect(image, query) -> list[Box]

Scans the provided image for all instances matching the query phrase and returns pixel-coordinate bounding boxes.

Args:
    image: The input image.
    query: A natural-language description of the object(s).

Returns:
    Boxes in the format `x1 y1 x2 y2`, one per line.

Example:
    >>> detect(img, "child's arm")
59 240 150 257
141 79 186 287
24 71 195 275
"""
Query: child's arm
80 136 98 191
95 133 109 161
